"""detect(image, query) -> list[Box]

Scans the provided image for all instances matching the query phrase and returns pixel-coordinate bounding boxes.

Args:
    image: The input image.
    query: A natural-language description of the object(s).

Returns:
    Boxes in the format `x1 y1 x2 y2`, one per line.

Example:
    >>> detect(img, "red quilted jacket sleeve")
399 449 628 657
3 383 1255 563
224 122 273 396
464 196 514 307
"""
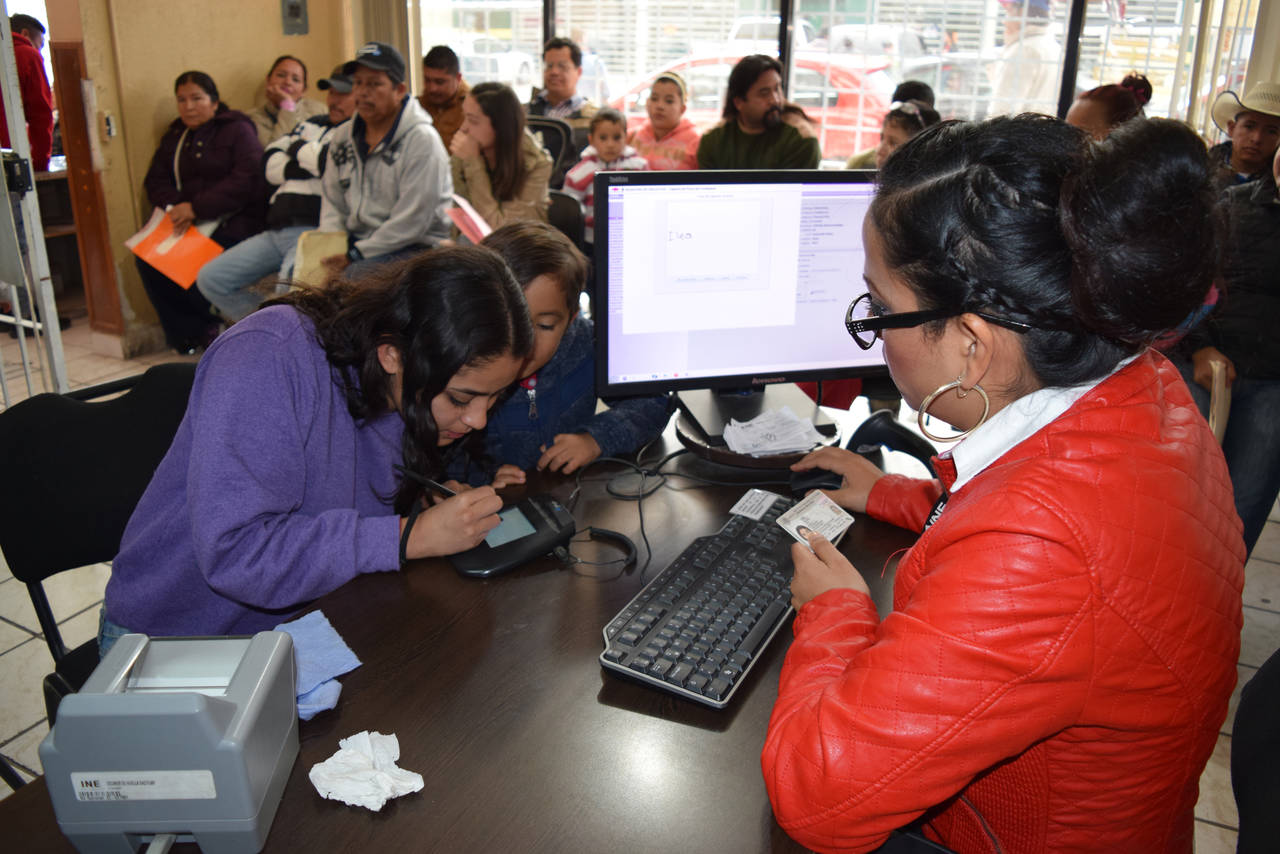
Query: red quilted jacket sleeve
866 473 943 533
762 486 1095 853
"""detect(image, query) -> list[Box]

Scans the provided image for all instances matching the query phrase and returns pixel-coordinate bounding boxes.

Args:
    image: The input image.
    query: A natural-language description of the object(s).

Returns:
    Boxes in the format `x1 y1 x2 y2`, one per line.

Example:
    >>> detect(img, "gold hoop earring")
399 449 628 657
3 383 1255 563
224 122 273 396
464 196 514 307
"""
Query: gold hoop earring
916 380 991 442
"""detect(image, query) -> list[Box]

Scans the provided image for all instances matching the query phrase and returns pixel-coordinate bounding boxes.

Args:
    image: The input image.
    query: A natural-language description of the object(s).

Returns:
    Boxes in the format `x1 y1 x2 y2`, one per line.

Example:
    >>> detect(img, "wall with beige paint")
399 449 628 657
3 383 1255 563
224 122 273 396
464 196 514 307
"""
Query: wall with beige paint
48 0 353 354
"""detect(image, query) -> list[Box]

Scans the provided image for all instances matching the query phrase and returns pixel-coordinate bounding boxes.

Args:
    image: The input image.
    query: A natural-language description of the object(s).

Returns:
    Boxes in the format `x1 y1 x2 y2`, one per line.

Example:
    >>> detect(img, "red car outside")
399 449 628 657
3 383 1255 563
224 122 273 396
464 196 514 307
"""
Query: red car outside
610 52 896 161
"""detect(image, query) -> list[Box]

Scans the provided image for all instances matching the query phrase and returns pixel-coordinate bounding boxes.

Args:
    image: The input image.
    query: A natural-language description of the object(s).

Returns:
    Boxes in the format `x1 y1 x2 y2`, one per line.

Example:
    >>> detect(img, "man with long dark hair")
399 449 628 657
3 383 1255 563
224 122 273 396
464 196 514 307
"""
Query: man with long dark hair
696 54 821 170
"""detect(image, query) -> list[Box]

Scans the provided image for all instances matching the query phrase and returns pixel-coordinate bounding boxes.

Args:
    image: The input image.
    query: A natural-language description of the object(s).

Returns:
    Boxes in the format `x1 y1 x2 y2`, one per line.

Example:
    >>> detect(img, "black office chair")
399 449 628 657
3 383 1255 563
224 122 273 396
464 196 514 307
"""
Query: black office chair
526 115 575 189
0 362 197 724
547 190 586 254
848 408 939 477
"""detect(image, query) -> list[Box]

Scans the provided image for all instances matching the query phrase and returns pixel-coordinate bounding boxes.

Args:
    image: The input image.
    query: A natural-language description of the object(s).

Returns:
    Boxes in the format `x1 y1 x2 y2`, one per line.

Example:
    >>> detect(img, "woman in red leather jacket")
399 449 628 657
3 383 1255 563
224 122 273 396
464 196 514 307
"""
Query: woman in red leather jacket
766 116 1246 853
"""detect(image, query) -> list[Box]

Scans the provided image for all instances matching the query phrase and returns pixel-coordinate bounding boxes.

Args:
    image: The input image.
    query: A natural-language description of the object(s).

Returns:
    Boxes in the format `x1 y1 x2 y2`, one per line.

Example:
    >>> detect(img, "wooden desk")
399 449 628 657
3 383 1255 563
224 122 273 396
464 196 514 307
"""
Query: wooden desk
5 452 916 852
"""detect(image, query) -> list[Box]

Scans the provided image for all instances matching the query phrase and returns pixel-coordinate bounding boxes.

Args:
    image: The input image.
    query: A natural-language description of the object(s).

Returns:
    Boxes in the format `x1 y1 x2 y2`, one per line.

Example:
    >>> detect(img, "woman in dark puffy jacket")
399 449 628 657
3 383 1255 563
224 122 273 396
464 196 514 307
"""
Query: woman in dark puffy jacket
138 70 264 353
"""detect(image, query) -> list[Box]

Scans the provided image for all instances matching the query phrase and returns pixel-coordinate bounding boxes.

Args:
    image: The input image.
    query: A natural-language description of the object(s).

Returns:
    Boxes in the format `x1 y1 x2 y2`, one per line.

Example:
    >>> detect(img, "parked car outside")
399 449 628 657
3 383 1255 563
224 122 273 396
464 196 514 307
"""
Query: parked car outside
450 34 538 90
610 51 895 160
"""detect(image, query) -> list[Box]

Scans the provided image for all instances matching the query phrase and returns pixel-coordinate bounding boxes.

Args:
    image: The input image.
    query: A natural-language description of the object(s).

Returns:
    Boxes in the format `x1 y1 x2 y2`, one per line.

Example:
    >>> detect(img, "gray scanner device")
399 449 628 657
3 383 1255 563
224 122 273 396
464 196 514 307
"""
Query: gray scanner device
39 632 299 854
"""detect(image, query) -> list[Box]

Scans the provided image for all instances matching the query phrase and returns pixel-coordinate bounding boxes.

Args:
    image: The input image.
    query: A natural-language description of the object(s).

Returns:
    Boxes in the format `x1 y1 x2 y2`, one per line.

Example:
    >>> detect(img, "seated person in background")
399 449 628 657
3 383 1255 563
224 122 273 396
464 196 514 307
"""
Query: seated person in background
629 72 700 170
527 36 599 184
697 55 821 170
765 116 1243 852
847 79 936 167
196 67 356 322
1171 143 1280 558
1208 82 1280 185
1065 73 1151 140
100 248 532 648
247 55 326 146
451 82 552 229
418 45 468 150
137 71 264 354
562 108 649 245
450 221 672 484
846 99 941 170
319 42 452 279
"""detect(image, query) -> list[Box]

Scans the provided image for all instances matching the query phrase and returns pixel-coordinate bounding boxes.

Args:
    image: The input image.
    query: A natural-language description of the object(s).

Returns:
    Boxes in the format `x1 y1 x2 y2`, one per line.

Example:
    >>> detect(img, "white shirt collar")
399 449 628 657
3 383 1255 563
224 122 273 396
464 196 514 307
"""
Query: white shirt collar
943 355 1137 493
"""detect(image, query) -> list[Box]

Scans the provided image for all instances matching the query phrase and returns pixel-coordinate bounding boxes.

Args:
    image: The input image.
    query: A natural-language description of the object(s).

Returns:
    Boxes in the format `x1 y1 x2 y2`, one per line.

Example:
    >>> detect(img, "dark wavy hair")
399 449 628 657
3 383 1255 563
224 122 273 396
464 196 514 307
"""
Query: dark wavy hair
543 36 582 67
267 55 309 87
1075 73 1152 130
174 71 227 113
870 115 1222 390
724 54 782 120
276 248 533 514
468 82 529 202
482 221 588 311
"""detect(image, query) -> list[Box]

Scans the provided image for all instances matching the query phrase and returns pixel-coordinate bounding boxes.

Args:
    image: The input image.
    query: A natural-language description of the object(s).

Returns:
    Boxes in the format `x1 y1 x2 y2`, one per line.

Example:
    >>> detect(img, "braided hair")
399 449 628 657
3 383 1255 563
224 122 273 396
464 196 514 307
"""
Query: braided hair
869 114 1222 389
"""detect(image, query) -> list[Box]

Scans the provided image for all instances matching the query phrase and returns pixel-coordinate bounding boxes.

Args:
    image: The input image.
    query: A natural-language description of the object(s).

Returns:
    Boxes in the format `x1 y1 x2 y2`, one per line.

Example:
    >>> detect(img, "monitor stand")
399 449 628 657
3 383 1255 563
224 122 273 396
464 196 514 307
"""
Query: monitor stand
674 385 838 467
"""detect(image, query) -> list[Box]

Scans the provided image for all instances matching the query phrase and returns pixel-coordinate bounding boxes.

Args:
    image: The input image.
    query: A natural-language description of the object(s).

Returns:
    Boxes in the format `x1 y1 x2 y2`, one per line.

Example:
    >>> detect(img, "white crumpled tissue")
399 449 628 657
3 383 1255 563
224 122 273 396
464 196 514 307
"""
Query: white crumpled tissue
308 730 424 811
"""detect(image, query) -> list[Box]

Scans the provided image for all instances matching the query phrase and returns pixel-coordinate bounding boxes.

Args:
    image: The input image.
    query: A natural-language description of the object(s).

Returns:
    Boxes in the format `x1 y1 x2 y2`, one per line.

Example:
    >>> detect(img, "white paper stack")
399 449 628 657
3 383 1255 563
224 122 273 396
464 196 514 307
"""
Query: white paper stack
722 406 826 456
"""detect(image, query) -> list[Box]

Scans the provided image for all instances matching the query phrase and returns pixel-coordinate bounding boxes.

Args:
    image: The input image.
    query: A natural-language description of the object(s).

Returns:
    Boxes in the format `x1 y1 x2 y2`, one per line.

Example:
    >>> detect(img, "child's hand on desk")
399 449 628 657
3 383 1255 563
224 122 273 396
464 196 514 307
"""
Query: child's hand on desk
789 532 870 609
491 465 526 489
537 433 601 474
791 447 884 514
401 486 503 559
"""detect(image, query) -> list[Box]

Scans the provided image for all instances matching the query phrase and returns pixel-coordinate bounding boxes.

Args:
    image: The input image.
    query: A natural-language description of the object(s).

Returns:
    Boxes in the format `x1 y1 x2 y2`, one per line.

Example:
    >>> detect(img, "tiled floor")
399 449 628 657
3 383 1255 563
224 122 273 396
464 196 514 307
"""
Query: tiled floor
1 323 1278 854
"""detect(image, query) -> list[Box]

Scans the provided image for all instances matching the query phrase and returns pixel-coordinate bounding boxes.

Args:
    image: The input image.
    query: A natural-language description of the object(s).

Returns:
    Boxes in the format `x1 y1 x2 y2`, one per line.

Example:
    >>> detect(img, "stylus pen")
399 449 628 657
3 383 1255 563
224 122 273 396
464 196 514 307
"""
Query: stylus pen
394 465 457 499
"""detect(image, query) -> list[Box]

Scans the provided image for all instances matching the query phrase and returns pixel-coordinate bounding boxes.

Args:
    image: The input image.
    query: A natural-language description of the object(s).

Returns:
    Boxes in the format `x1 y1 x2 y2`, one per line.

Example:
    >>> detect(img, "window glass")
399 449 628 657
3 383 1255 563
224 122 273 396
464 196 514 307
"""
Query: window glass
421 3 544 93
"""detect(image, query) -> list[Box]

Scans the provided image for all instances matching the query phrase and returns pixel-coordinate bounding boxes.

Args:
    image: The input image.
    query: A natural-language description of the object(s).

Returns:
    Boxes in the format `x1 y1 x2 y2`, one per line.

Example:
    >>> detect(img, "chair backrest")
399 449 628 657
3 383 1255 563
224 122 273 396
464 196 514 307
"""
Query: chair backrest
0 362 197 660
526 115 575 189
547 190 586 254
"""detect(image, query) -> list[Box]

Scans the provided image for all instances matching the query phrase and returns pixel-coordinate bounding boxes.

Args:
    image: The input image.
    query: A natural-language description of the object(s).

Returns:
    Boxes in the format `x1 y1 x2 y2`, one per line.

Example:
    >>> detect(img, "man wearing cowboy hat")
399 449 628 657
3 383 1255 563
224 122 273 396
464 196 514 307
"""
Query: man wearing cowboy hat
1210 81 1280 184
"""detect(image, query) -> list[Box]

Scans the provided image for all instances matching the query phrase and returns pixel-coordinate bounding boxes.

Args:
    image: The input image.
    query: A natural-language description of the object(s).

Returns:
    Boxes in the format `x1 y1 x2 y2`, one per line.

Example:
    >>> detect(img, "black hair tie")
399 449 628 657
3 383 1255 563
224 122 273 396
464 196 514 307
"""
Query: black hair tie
399 500 426 567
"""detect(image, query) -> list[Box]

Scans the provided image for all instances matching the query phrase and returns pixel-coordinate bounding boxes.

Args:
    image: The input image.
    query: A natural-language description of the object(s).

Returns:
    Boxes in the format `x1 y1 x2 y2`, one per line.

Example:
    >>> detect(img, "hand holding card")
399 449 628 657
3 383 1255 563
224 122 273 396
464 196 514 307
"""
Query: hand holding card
776 490 854 550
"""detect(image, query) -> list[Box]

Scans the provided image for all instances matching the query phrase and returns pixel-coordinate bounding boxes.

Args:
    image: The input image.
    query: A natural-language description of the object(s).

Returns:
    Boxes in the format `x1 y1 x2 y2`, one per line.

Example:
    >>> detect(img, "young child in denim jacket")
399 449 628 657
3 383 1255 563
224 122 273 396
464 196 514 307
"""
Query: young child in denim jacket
453 221 672 485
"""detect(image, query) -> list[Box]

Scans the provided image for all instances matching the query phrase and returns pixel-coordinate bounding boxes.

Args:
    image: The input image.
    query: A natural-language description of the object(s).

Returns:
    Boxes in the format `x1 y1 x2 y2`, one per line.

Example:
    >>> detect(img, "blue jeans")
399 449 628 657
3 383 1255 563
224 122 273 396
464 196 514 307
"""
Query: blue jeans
196 225 308 321
345 245 430 280
1176 360 1280 557
97 607 133 660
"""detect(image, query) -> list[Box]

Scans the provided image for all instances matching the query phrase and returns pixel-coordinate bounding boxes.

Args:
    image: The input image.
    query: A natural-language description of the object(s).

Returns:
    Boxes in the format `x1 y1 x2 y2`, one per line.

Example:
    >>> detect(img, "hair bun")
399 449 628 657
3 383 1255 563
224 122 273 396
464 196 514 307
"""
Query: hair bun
1120 73 1153 108
1059 118 1220 344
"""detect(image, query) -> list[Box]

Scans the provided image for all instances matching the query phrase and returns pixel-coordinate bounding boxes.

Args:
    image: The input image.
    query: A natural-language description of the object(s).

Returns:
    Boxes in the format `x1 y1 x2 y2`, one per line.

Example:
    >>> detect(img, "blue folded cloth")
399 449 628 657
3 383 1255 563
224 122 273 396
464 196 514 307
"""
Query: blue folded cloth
275 610 362 720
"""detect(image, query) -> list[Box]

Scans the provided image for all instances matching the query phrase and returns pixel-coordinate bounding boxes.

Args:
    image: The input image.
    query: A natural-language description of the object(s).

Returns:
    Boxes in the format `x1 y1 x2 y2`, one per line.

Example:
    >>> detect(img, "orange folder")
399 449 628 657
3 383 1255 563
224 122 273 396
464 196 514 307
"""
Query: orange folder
125 208 224 289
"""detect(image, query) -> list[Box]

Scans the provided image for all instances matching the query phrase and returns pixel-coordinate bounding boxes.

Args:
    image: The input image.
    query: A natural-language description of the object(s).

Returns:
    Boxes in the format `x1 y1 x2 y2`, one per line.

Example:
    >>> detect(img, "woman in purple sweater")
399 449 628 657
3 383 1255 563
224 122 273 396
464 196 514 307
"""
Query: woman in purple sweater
138 71 266 353
101 247 532 646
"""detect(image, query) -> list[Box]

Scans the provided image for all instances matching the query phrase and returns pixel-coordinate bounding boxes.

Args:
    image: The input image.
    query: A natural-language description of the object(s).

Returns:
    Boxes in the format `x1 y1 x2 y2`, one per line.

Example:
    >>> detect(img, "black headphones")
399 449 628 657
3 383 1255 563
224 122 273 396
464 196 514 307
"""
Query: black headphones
554 526 637 568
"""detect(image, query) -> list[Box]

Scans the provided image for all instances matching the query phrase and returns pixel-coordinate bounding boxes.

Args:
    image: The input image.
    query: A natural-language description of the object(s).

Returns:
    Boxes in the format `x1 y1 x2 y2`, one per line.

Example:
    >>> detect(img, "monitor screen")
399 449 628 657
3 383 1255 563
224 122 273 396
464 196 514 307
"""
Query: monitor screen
593 169 887 399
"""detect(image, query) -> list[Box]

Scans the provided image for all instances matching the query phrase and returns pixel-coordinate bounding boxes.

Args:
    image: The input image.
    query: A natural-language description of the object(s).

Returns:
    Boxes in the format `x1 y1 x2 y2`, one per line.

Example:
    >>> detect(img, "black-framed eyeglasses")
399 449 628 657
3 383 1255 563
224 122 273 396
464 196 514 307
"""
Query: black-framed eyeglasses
844 293 1035 350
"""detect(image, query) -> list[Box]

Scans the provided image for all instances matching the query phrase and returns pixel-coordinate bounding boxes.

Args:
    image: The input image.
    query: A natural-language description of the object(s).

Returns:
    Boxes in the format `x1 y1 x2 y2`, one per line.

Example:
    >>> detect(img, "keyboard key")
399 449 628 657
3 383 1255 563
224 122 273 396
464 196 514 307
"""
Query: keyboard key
705 678 733 701
666 662 694 686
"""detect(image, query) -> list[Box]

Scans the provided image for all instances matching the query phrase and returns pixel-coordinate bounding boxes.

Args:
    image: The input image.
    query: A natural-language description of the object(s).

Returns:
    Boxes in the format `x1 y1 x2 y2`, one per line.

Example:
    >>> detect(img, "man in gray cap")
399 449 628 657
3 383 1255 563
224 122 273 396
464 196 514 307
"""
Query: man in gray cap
196 65 358 320
319 41 452 277
1209 81 1280 184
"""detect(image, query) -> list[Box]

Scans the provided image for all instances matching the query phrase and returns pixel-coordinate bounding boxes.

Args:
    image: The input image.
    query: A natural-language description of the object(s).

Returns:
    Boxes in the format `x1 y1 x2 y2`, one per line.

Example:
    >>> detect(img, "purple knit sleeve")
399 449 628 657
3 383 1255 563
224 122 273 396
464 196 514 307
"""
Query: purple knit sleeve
183 317 400 611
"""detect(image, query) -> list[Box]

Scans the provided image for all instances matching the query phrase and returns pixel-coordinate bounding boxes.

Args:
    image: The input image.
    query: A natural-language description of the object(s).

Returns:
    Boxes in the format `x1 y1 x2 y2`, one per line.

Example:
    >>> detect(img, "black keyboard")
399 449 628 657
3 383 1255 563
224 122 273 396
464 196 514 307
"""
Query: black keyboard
600 494 796 708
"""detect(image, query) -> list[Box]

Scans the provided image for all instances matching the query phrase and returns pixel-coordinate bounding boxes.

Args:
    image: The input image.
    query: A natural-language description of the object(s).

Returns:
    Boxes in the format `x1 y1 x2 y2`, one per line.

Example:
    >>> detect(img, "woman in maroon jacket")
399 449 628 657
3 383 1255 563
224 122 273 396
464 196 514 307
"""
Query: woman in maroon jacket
766 117 1245 852
138 71 264 353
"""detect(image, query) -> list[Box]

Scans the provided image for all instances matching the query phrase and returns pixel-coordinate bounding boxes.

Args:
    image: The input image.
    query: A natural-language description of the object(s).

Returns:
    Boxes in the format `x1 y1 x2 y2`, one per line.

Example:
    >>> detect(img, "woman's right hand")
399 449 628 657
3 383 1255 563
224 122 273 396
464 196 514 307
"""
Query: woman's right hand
167 202 196 232
450 129 481 160
401 486 504 560
790 447 885 513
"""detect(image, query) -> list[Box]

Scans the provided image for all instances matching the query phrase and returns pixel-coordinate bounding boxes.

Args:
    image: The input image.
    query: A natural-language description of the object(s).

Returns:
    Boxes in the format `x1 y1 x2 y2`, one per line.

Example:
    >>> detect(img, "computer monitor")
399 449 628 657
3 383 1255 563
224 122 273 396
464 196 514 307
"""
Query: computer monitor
593 168 886 444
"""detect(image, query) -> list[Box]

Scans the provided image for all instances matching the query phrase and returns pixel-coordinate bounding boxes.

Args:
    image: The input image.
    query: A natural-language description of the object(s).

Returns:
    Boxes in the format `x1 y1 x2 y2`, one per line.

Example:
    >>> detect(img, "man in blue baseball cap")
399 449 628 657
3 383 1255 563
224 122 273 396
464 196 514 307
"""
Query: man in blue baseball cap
318 42 452 277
